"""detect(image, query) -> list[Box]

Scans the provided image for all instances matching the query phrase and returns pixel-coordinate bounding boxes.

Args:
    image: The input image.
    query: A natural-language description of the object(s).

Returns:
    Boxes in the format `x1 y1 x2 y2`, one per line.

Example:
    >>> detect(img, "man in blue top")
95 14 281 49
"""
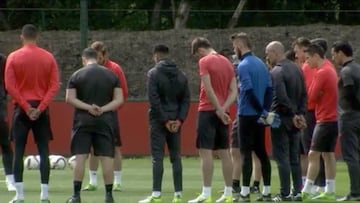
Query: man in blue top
231 32 275 202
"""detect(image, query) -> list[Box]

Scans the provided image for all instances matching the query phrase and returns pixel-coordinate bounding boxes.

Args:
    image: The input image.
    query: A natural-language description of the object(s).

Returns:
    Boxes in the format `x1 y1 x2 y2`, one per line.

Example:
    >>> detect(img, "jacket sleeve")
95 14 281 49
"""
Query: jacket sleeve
298 72 308 115
178 75 190 122
147 69 168 123
271 66 294 116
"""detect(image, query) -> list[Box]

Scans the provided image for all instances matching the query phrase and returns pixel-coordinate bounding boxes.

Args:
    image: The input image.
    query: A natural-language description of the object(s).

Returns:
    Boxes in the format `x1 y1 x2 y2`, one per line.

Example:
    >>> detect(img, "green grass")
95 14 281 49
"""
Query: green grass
0 157 352 203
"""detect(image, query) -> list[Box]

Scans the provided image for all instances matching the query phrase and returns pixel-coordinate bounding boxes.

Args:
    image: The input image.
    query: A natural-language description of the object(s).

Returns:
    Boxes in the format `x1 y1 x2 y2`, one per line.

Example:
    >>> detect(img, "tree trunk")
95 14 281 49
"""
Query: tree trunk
227 0 247 29
151 0 163 30
170 0 176 24
174 0 191 30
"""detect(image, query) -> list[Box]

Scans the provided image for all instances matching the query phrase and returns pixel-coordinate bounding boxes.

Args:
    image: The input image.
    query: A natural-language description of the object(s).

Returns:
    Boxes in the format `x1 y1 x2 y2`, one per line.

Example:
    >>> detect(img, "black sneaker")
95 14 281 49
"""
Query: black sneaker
66 196 81 203
272 194 292 202
337 194 360 201
292 193 302 201
255 194 272 201
105 194 114 203
251 186 260 194
239 194 251 202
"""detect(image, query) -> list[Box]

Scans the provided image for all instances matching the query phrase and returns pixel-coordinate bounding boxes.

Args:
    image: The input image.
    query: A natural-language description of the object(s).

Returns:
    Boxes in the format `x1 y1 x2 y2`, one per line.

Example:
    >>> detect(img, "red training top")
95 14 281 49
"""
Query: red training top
104 59 128 104
5 44 60 112
198 54 234 111
308 60 338 122
301 62 317 110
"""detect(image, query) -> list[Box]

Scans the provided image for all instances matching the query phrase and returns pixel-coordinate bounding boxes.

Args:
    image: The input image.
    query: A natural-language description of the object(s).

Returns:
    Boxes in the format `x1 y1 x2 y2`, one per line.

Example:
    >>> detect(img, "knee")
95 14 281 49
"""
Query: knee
169 154 181 164
308 151 320 162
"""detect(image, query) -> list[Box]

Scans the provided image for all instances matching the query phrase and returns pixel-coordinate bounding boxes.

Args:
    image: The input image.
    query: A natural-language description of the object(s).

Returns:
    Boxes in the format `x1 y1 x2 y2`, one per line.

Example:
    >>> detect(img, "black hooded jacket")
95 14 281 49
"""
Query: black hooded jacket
147 59 190 124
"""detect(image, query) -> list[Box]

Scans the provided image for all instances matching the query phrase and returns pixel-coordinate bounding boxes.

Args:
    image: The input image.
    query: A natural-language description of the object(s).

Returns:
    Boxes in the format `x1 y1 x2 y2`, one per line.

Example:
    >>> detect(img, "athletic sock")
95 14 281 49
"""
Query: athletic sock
302 179 314 193
89 170 97 185
316 186 325 193
6 174 15 184
15 182 24 200
202 186 211 198
113 171 121 185
224 186 232 196
152 191 161 198
253 180 260 187
240 186 250 196
302 176 306 185
325 179 335 194
73 181 82 197
105 184 113 196
262 185 270 196
40 184 49 200
174 191 182 197
232 179 240 189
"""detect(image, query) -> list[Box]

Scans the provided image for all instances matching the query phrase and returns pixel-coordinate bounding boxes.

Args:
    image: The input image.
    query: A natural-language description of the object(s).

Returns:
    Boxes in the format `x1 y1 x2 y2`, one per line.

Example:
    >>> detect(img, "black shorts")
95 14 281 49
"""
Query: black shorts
311 121 338 152
238 116 265 153
196 111 229 150
0 120 10 145
301 110 316 154
112 112 122 147
230 118 239 148
71 127 115 157
11 101 53 144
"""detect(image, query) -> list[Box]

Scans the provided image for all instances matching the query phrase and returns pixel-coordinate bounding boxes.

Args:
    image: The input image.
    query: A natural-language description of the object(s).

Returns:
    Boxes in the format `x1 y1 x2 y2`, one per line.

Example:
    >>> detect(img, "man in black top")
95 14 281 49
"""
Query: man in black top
331 41 360 201
265 41 307 201
66 48 124 203
139 44 190 203
0 54 15 192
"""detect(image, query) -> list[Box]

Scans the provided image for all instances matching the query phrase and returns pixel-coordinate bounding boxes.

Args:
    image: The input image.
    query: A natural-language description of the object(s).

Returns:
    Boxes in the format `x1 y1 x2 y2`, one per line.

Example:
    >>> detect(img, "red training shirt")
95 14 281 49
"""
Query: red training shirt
308 60 338 122
301 62 317 110
104 59 128 104
198 54 234 111
5 44 60 112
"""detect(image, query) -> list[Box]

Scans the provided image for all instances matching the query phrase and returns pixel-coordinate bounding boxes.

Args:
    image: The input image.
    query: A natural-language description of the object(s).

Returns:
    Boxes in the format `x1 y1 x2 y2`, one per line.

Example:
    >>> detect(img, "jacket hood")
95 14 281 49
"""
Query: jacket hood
155 59 178 78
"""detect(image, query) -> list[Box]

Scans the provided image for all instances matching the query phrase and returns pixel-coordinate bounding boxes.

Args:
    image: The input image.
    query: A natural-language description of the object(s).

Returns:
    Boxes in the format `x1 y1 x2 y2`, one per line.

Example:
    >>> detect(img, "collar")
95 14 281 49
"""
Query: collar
240 51 252 60
343 59 354 67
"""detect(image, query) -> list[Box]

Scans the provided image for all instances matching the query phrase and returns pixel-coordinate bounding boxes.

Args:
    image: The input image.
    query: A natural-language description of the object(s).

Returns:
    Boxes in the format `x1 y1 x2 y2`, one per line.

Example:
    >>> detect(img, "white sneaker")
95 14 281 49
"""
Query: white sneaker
188 194 211 203
216 194 233 203
6 181 16 192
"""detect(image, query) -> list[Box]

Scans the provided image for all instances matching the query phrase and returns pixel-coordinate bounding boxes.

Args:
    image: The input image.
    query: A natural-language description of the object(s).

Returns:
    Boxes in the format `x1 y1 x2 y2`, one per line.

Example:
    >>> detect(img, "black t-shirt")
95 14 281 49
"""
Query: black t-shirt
338 60 360 118
67 63 120 130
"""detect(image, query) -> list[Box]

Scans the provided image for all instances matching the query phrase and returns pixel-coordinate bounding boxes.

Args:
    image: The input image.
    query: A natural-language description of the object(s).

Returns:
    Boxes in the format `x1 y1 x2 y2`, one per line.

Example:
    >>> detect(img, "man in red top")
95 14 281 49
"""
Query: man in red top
82 41 128 192
5 24 60 203
301 43 338 201
188 37 237 203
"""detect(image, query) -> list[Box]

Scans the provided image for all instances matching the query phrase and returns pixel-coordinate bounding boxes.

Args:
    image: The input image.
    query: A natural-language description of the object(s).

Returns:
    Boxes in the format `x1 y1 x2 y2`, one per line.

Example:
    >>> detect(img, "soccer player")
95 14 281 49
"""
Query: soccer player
0 53 15 192
188 37 237 203
265 41 307 201
301 43 338 201
138 44 190 203
82 41 128 192
331 41 360 201
231 32 273 202
5 24 59 203
65 48 123 203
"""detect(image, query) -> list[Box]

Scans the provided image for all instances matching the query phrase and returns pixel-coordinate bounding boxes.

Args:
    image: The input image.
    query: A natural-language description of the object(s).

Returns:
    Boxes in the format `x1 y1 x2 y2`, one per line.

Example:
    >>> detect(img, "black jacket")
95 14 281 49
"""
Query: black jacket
147 59 190 124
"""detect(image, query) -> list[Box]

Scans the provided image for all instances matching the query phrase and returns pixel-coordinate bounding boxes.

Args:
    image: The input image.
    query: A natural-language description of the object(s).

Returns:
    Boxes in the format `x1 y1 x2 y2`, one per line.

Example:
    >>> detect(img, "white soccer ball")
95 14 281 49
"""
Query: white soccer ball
49 155 67 170
68 156 76 170
24 155 40 170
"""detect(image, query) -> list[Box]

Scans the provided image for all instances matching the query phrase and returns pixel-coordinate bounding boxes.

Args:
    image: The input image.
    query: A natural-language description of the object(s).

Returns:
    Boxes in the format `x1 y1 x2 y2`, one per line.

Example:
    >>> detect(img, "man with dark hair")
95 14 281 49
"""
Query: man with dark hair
139 44 190 203
301 43 338 201
231 33 277 202
0 53 15 192
82 41 128 192
66 47 124 203
265 41 307 201
188 37 237 203
5 24 60 203
331 41 360 201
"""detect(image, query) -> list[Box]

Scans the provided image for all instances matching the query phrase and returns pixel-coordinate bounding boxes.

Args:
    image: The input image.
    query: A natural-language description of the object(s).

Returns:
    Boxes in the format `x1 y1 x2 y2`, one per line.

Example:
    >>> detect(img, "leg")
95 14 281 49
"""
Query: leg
150 122 166 196
322 152 336 193
0 120 15 191
113 146 122 190
251 152 261 193
289 131 302 195
314 157 326 192
35 138 50 200
84 148 99 190
301 110 316 185
99 156 114 200
166 130 182 195
230 118 241 192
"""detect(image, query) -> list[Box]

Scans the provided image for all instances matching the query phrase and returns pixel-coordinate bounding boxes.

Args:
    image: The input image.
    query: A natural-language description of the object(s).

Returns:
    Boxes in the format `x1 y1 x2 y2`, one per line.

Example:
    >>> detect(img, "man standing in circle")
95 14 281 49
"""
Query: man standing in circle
139 44 190 203
188 37 237 203
82 41 128 192
65 48 123 203
5 24 60 203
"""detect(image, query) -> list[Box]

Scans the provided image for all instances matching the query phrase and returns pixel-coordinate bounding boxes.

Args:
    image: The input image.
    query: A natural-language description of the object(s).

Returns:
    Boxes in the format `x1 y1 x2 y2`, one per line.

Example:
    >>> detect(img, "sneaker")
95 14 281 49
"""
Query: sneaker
337 194 360 201
8 199 24 203
233 193 240 202
138 196 162 203
301 192 312 201
113 184 121 191
188 195 212 203
250 186 260 194
272 194 292 202
292 193 302 201
6 181 16 192
312 192 336 201
82 184 97 191
216 194 233 203
172 195 182 203
238 194 250 202
66 196 81 203
105 194 114 203
255 194 272 201
40 200 51 203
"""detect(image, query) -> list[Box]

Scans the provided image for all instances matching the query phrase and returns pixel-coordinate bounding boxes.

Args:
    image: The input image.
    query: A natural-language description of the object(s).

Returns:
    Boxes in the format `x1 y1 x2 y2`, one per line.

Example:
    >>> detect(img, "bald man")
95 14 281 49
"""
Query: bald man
265 41 307 201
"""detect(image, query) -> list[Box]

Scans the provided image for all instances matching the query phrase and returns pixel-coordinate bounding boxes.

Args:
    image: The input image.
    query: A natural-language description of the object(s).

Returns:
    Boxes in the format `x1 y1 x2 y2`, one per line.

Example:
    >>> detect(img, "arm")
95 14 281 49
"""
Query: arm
117 66 128 101
101 88 124 112
147 70 168 123
271 67 295 116
298 73 307 115
308 70 326 103
65 88 92 110
178 76 190 122
222 76 238 110
38 57 60 111
201 74 222 110
341 67 360 107
4 55 31 111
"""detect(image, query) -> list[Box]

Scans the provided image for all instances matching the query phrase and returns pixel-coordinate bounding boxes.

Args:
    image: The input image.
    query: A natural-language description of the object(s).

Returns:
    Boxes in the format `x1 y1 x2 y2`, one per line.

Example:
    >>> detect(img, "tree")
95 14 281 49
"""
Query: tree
151 0 163 29
174 0 191 30
227 0 247 28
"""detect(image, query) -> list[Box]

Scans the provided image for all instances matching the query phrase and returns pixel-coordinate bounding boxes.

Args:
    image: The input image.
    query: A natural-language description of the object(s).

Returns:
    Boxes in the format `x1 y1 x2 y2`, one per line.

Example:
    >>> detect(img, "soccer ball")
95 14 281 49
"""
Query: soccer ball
68 156 76 170
49 155 67 170
24 155 40 170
